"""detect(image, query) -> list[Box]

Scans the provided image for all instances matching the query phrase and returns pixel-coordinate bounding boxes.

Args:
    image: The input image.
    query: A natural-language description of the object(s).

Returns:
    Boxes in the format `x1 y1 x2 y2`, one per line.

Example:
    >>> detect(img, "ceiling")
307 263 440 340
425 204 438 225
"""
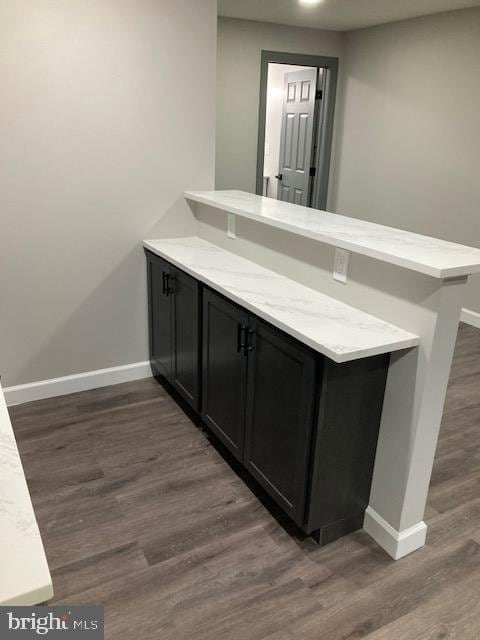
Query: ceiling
217 0 480 32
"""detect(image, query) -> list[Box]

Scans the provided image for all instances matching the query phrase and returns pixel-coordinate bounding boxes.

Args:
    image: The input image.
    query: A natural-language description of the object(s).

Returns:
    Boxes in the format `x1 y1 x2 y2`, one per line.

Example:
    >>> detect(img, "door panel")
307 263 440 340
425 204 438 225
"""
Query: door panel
202 289 248 460
296 114 309 171
171 267 200 410
287 82 296 101
280 185 290 202
293 188 304 205
277 67 317 207
300 80 311 101
244 319 316 525
283 113 295 168
148 254 172 380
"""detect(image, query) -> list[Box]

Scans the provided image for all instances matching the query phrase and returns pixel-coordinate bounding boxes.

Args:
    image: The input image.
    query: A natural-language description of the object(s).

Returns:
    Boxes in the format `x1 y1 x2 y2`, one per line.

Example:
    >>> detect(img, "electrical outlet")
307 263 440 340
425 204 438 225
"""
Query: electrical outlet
333 248 349 283
227 213 236 239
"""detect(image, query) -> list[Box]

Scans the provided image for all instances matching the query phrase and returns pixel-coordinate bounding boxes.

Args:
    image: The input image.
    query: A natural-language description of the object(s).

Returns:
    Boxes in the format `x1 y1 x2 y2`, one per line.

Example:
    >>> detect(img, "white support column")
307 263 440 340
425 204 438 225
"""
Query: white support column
365 276 468 559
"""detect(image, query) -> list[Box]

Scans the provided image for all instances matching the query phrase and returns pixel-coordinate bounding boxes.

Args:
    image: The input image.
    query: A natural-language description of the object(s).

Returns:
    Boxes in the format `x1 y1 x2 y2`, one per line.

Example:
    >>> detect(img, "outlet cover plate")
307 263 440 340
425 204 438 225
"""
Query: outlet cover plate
227 213 236 239
333 248 350 283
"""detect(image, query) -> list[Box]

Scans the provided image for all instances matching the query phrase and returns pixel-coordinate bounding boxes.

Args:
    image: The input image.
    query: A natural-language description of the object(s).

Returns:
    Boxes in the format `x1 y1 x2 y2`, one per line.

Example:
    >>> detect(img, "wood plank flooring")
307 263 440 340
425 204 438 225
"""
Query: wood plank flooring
9 322 480 639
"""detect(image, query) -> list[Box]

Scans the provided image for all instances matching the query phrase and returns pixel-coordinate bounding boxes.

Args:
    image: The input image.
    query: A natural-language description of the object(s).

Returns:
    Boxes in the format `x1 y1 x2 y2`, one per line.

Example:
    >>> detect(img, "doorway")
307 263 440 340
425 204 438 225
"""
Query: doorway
256 51 339 210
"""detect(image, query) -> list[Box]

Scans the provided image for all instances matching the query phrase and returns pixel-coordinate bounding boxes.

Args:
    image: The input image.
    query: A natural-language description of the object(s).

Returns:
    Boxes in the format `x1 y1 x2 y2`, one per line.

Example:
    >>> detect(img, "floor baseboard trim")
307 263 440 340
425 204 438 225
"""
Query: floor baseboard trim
460 308 480 329
3 362 152 407
364 506 427 560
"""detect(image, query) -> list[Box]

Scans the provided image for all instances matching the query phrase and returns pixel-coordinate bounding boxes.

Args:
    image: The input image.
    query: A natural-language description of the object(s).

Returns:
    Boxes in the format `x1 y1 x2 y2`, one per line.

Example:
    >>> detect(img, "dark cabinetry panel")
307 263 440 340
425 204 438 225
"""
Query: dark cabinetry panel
147 254 172 381
146 251 390 547
244 319 316 525
146 252 200 411
306 355 389 544
171 267 200 409
202 289 248 460
202 291 317 523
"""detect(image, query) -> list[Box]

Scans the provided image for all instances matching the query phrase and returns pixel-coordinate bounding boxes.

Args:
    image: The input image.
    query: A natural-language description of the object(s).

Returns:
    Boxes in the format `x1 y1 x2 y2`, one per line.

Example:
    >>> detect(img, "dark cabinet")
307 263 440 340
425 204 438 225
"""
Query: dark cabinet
146 251 200 410
202 289 248 460
305 355 390 545
146 251 390 547
147 254 172 381
170 267 200 408
202 290 316 524
244 319 316 525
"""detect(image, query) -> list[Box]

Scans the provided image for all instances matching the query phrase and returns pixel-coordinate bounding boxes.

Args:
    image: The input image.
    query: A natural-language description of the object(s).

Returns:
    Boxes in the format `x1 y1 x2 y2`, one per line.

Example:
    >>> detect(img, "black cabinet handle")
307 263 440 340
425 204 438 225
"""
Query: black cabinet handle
162 271 167 296
237 324 247 353
165 274 175 296
244 328 255 356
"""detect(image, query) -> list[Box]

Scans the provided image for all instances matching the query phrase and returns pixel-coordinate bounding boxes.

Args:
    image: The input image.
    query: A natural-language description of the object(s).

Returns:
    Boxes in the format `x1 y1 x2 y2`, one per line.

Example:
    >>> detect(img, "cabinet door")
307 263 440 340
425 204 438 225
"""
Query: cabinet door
170 267 200 410
244 319 316 525
202 289 248 461
147 253 172 380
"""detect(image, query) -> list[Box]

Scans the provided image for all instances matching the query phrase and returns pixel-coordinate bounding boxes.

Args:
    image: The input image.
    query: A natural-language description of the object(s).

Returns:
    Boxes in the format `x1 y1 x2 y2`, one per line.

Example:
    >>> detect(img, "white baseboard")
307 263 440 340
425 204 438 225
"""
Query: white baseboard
460 308 480 329
3 362 152 407
364 506 427 560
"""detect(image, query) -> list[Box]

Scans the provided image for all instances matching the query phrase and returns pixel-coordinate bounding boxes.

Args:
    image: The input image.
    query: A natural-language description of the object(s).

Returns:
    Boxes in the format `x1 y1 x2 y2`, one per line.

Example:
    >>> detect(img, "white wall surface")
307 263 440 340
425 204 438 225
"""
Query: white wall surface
0 0 217 387
263 64 312 199
331 7 480 313
216 17 343 194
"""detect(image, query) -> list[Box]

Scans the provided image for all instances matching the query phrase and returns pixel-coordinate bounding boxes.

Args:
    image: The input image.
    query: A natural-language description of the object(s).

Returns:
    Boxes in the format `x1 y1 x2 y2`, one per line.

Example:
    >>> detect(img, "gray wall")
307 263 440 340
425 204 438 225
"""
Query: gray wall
331 7 480 312
216 17 344 194
0 0 217 387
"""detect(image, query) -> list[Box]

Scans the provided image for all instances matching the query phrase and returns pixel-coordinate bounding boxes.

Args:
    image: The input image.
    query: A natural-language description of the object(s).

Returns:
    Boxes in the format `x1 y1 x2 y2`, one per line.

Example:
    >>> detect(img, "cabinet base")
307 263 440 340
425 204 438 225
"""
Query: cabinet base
310 513 364 546
152 372 368 551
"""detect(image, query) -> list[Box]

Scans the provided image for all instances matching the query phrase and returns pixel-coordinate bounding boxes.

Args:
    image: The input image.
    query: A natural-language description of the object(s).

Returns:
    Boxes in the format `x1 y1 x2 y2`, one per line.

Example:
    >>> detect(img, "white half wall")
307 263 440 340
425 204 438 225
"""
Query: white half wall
194 202 466 557
0 0 217 387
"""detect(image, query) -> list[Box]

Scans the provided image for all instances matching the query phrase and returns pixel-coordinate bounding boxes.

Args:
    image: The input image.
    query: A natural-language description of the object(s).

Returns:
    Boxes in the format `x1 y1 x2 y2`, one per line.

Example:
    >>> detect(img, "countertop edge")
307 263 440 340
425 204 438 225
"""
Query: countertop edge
143 238 420 363
0 385 53 606
1 583 54 607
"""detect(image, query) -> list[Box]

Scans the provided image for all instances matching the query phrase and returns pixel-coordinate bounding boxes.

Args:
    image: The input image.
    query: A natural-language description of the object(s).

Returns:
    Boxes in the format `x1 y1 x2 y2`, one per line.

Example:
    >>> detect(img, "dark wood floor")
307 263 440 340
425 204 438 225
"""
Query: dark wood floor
9 323 480 639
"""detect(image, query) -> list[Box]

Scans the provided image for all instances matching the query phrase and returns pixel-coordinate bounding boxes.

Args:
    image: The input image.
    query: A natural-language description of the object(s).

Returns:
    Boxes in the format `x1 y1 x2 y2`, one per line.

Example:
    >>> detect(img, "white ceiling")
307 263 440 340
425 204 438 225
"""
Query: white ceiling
218 0 480 32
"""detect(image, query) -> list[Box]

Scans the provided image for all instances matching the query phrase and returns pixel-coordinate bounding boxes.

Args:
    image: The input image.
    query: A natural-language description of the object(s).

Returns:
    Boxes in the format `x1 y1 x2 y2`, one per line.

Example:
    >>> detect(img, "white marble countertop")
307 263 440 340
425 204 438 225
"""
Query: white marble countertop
0 384 53 605
185 190 480 279
143 237 419 362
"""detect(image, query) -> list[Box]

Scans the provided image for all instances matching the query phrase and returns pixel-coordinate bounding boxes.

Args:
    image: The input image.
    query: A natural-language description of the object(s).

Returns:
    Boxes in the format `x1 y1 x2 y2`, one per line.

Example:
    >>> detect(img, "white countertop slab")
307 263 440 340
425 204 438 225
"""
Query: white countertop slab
143 237 419 362
0 384 53 605
185 190 480 279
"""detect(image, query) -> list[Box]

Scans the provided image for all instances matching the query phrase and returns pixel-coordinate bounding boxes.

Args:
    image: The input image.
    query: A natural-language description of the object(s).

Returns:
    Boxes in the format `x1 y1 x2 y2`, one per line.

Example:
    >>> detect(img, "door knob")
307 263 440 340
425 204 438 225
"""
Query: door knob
162 271 167 296
275 173 283 180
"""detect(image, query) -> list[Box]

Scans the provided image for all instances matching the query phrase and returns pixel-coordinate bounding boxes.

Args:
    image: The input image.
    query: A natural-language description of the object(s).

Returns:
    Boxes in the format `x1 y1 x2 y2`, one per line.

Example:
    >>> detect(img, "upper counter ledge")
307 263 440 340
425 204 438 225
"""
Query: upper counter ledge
185 190 480 279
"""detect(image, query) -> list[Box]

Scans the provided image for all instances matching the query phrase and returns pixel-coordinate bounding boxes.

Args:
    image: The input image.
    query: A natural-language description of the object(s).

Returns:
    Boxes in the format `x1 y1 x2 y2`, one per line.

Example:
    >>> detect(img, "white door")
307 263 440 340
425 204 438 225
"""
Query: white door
277 68 317 206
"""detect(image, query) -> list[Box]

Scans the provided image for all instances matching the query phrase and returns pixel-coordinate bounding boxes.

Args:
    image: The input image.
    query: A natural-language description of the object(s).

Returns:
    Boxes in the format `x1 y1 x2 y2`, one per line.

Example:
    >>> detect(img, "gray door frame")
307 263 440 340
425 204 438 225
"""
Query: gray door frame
256 50 339 211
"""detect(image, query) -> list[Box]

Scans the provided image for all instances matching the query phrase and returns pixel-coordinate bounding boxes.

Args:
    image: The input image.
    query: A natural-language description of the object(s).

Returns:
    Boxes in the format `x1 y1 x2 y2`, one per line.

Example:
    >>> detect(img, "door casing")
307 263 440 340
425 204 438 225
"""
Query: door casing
256 50 339 211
